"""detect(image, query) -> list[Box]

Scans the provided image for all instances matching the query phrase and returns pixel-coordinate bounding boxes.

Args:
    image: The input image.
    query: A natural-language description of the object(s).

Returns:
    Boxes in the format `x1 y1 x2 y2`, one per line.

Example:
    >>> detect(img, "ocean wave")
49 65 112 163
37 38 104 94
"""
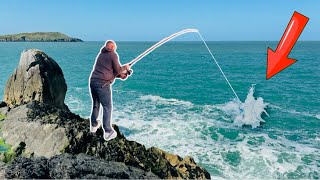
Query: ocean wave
139 95 193 107
269 104 320 119
66 90 319 179
110 94 319 179
65 94 90 117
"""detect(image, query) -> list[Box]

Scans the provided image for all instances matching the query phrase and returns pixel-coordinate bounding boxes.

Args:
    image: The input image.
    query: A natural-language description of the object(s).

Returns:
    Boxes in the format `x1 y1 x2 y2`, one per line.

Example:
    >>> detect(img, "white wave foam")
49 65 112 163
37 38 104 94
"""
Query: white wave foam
65 88 91 117
140 95 193 107
269 104 320 120
220 85 269 128
65 95 85 112
113 104 319 179
66 91 319 179
110 94 319 179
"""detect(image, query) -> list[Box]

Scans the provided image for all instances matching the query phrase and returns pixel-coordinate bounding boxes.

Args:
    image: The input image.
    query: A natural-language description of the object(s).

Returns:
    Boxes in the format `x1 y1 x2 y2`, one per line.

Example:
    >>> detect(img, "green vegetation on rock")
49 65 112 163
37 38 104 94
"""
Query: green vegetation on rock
0 114 5 121
0 139 10 151
0 32 83 42
0 141 26 163
0 139 13 163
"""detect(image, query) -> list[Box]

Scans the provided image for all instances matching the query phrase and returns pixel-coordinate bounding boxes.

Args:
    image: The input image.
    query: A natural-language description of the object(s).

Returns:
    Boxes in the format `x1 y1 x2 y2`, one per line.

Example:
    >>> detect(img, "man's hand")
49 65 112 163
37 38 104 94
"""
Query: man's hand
124 64 130 70
119 73 128 80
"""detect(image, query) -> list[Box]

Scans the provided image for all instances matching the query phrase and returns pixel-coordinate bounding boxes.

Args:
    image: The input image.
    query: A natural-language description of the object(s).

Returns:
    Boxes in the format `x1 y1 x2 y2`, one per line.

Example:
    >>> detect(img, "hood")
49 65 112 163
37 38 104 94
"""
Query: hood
101 47 113 53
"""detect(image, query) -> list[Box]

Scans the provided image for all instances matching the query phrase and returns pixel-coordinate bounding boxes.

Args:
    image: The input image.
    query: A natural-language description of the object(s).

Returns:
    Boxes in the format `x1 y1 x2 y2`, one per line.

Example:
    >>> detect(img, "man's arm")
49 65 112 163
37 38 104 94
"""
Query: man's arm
112 52 127 76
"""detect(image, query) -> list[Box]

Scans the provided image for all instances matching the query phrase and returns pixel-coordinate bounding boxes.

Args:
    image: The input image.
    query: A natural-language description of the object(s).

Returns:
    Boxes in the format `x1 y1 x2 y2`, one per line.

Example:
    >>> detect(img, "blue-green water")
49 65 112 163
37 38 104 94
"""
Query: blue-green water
0 42 319 179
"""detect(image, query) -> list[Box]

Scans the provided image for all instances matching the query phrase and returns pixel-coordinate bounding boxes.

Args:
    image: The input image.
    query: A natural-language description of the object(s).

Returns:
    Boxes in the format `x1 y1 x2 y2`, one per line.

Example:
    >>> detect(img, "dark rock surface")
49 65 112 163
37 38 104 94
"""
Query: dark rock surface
4 49 68 110
5 153 159 179
0 102 6 108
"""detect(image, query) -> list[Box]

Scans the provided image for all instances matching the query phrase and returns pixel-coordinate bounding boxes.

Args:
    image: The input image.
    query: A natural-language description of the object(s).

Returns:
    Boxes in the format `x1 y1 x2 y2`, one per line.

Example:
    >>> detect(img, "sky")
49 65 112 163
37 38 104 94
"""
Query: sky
0 0 319 41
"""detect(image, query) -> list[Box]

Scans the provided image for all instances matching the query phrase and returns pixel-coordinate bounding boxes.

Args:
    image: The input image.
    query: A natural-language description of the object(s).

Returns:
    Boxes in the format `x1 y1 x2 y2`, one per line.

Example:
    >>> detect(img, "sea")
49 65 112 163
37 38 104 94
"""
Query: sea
0 41 319 179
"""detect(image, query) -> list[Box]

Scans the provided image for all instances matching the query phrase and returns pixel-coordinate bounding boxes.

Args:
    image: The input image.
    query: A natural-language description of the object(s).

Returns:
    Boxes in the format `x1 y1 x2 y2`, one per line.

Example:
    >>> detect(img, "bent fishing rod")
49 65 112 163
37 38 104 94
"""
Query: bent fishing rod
117 29 199 77
117 28 241 103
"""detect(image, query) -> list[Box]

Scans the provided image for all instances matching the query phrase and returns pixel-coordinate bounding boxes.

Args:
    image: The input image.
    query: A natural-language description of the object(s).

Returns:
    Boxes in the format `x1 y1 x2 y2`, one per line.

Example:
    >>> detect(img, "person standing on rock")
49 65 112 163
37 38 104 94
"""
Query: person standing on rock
89 40 130 141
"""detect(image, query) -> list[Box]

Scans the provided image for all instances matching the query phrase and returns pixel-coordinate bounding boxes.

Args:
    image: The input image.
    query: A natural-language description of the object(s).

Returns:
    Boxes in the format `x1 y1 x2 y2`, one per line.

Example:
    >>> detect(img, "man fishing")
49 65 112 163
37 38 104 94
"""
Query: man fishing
89 40 130 141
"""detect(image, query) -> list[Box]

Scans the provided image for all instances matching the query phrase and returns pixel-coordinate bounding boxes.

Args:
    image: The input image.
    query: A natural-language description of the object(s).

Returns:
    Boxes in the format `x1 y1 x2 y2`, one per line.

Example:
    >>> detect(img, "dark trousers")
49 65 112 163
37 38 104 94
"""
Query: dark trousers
90 80 113 133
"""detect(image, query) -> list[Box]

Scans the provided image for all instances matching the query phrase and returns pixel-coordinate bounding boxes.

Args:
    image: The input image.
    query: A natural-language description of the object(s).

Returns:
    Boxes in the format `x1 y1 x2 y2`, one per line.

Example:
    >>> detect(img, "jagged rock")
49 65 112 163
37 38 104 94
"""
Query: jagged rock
0 102 211 179
3 49 68 110
5 153 159 179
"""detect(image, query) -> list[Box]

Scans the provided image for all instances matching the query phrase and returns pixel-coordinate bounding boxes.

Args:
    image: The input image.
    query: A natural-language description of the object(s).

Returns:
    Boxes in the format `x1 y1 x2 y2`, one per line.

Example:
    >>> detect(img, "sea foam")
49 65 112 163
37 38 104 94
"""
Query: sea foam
221 85 269 128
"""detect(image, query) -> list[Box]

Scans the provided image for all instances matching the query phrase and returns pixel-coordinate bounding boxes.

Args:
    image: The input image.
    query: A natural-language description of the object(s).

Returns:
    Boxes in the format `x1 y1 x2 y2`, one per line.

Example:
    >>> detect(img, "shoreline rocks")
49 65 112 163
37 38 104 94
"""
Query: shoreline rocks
5 153 159 179
0 101 210 179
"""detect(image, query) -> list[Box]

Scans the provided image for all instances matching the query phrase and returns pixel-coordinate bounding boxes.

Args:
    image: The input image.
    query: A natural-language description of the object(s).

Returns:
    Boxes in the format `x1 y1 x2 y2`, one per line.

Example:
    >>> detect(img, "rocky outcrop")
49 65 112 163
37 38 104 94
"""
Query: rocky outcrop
0 102 210 179
0 49 211 179
5 154 159 179
4 49 68 110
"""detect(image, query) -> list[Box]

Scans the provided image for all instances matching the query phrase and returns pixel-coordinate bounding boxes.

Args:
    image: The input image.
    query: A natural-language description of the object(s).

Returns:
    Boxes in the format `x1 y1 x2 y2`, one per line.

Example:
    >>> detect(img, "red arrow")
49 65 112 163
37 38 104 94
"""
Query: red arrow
266 11 309 80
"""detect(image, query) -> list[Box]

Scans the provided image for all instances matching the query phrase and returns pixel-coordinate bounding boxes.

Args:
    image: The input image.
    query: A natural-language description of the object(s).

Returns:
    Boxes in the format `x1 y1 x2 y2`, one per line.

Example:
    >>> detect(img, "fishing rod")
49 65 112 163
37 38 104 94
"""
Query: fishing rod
117 29 199 77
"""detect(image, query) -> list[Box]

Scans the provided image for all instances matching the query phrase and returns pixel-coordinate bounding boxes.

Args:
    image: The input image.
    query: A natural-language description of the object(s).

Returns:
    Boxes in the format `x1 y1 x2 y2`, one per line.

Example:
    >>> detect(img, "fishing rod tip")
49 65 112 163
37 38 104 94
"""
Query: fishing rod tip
184 28 199 32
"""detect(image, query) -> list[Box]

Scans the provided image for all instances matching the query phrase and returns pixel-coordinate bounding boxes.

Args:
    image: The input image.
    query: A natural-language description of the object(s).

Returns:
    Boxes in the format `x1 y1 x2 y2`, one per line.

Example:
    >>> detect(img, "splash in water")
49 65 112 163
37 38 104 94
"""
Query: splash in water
222 85 269 128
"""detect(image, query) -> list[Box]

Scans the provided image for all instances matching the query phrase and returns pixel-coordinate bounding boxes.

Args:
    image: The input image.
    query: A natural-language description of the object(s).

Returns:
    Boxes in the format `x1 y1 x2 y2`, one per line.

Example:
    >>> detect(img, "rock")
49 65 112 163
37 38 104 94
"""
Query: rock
5 153 159 179
0 161 6 179
0 102 7 116
0 102 6 108
1 106 69 158
3 49 68 110
0 101 211 179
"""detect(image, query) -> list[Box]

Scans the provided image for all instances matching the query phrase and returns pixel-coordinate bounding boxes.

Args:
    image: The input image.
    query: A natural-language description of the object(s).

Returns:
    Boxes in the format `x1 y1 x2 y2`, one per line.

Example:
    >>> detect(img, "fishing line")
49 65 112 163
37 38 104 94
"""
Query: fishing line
197 32 241 102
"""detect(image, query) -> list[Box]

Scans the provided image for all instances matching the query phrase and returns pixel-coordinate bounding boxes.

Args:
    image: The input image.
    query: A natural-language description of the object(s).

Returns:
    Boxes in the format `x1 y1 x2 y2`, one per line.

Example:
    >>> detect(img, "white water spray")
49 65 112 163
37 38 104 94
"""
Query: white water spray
196 32 269 127
221 85 269 128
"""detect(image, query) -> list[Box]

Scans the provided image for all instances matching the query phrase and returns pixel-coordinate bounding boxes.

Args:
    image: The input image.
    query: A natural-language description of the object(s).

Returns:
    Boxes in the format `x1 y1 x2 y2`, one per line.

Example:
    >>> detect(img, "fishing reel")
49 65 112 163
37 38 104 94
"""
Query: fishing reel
116 69 133 80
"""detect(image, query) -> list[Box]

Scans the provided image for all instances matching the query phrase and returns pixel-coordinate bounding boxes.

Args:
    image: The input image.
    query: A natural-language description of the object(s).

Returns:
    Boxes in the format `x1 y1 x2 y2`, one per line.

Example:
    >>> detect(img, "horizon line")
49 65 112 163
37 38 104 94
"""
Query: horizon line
1 40 319 42
84 40 320 42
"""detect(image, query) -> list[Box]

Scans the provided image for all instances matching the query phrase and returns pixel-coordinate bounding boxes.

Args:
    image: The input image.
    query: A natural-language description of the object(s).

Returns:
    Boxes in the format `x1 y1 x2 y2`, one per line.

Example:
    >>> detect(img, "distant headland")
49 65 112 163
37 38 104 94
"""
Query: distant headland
0 32 83 42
